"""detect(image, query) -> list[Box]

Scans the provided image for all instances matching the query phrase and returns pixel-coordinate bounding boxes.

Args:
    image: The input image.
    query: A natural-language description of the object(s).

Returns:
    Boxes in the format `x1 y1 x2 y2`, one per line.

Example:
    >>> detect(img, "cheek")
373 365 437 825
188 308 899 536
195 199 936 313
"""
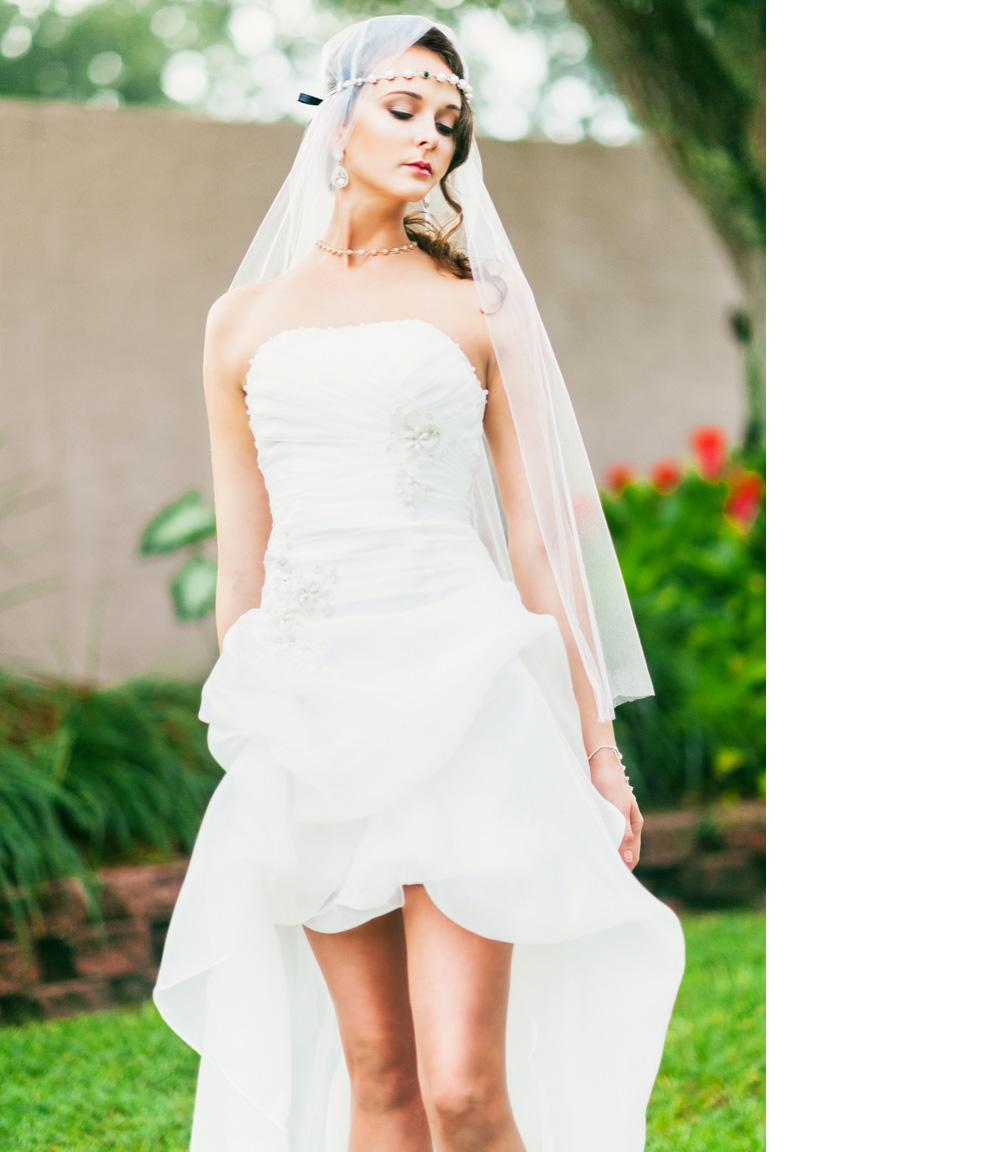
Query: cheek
352 104 397 147
346 118 395 175
372 114 418 160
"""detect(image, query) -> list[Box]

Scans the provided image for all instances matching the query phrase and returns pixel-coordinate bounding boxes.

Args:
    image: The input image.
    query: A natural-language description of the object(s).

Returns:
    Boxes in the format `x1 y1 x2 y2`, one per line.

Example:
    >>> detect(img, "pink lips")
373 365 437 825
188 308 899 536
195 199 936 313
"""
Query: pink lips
406 162 432 176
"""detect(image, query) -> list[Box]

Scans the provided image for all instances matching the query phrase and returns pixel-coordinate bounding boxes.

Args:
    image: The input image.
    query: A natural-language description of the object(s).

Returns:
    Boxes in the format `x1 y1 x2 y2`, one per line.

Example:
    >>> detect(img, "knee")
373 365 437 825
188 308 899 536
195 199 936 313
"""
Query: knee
426 1074 510 1145
346 1035 421 1114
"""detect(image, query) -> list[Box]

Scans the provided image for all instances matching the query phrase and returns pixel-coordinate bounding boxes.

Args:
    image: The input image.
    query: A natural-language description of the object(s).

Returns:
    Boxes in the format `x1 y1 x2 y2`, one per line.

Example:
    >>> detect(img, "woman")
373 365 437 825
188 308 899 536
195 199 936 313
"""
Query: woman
153 15 685 1152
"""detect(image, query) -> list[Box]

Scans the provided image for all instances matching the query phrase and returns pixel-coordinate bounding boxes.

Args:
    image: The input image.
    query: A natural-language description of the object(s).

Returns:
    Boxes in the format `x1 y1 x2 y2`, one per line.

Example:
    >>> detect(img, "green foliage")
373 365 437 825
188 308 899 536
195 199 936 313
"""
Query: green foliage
139 490 217 623
0 0 232 107
0 0 622 139
0 670 221 935
0 736 92 939
604 443 765 807
169 554 218 622
53 679 221 861
139 491 216 556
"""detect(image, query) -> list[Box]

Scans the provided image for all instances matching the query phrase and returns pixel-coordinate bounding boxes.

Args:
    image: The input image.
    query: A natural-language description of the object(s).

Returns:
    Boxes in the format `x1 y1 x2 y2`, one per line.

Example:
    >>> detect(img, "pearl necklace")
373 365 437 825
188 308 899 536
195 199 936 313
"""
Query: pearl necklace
315 239 418 258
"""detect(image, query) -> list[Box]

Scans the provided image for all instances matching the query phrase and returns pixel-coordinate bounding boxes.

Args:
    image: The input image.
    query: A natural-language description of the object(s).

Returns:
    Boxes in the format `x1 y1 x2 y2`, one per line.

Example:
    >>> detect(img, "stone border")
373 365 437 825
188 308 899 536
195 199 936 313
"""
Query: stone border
635 801 766 910
0 802 764 1024
0 861 187 1026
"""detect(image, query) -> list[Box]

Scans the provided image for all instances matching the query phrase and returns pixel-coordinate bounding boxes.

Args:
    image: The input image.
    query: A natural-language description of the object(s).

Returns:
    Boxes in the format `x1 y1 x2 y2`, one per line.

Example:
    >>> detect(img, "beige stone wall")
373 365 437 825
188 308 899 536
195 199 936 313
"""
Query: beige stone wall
0 98 742 684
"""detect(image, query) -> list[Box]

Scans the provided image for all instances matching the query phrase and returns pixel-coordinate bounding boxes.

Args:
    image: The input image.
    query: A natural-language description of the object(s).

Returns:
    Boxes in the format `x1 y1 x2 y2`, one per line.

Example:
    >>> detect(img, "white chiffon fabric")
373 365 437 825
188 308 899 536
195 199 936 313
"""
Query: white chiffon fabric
152 320 685 1151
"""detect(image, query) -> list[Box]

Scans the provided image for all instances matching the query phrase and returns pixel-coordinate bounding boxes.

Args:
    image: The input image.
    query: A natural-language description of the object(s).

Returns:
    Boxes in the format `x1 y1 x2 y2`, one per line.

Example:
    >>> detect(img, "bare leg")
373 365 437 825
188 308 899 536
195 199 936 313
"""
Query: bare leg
303 910 433 1152
402 884 527 1152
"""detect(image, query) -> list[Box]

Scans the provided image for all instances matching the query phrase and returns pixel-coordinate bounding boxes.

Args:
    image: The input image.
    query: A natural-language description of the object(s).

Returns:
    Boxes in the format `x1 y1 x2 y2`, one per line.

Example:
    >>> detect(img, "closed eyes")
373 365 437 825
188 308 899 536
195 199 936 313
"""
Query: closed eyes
389 108 455 136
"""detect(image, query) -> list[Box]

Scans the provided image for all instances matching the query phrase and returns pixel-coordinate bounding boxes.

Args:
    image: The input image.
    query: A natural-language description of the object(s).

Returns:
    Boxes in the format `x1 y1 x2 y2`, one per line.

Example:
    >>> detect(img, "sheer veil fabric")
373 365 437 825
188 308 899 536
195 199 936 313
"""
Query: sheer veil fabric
228 13 652 721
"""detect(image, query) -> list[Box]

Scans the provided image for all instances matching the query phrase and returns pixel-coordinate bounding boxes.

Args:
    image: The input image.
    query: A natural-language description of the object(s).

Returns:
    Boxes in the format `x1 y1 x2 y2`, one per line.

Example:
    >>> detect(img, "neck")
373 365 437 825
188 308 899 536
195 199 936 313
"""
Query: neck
321 193 410 254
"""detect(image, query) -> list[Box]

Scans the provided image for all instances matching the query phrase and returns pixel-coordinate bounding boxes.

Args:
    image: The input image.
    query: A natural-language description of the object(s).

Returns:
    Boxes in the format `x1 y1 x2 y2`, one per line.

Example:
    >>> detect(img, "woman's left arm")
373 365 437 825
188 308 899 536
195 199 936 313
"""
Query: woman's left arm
482 357 643 871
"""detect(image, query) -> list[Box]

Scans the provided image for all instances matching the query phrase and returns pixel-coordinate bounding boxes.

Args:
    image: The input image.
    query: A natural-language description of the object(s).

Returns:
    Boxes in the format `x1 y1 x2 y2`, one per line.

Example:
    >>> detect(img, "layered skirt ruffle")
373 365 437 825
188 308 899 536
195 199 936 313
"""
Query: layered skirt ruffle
152 576 684 1152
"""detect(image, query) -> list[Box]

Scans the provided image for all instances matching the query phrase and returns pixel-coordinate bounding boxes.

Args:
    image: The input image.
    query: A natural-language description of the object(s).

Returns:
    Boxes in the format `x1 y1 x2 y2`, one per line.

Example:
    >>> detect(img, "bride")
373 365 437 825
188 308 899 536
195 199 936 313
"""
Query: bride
153 14 685 1152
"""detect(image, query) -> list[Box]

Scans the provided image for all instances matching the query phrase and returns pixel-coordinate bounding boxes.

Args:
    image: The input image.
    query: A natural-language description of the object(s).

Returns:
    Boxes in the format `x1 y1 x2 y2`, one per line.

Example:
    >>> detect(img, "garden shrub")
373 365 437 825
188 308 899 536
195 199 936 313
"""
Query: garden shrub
0 672 220 936
603 427 765 808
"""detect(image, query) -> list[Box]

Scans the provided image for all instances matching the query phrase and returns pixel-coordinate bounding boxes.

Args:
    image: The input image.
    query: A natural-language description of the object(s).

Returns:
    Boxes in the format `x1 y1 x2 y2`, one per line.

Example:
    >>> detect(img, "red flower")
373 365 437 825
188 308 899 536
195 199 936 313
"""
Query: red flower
649 458 682 492
724 472 764 531
691 426 727 479
604 462 636 493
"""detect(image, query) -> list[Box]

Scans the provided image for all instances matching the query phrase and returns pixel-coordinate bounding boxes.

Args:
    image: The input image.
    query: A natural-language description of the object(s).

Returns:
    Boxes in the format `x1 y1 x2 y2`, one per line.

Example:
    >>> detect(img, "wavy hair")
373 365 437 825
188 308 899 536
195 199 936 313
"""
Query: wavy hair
400 27 474 280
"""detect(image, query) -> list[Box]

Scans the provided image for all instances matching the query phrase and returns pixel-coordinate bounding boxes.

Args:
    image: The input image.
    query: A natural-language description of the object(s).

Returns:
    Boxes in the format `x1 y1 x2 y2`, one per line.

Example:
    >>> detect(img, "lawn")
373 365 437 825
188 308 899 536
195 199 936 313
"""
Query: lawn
647 911 765 1151
0 910 764 1151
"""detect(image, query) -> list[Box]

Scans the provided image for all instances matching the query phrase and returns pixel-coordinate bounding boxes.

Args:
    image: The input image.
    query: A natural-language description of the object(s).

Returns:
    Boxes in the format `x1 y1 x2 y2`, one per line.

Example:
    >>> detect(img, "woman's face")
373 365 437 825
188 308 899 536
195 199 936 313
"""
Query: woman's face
339 46 462 204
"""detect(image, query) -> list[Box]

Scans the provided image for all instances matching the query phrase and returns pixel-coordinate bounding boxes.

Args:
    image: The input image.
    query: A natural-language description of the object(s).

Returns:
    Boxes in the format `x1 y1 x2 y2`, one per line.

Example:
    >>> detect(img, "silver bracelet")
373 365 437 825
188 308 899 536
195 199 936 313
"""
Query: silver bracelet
586 744 622 762
586 744 632 787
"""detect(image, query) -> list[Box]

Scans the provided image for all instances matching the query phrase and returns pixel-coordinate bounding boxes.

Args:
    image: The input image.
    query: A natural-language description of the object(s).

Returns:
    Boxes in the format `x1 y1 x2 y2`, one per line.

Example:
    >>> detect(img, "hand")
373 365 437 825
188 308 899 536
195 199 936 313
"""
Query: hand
588 748 643 871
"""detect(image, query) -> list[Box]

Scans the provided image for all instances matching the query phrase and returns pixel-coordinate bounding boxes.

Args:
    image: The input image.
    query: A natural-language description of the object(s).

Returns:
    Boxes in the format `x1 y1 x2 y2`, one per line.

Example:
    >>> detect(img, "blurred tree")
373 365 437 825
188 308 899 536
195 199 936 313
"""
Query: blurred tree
0 0 231 108
560 0 765 448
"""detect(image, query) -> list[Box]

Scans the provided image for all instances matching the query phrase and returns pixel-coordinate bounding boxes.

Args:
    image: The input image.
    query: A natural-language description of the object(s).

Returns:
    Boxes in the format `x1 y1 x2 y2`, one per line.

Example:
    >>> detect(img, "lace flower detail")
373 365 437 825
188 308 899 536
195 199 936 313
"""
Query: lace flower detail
387 405 442 517
260 553 339 654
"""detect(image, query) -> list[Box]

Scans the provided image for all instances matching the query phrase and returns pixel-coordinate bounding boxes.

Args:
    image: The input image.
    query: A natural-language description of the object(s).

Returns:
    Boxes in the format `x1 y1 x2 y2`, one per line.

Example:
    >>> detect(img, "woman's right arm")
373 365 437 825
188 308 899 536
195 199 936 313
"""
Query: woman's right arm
203 295 272 651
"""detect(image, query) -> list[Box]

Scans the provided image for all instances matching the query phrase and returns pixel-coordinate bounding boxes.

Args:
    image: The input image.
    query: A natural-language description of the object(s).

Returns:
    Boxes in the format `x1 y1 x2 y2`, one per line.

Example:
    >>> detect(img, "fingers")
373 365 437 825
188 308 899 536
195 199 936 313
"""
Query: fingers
621 798 643 871
630 799 643 870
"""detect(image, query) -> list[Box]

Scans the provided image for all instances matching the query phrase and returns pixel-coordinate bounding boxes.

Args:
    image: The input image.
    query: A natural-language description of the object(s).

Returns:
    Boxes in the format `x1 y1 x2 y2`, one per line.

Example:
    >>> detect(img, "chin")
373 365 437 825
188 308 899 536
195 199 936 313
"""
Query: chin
395 180 433 201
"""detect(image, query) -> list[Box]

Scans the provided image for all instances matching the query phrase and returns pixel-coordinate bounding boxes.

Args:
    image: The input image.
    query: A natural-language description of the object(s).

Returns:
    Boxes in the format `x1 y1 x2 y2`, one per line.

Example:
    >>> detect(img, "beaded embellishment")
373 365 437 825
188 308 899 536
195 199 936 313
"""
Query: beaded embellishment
330 69 473 100
260 552 339 655
387 405 442 517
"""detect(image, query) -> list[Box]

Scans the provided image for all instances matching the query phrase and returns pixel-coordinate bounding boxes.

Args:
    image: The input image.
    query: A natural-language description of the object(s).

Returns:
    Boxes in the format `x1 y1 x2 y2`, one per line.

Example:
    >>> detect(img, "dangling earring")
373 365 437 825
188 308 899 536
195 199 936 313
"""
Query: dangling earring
421 196 432 224
331 149 349 190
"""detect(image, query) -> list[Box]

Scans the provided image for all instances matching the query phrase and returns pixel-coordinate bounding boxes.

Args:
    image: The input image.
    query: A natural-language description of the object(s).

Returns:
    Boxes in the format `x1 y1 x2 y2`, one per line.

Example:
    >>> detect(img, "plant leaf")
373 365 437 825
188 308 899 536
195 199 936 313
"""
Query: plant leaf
170 555 217 622
140 491 216 556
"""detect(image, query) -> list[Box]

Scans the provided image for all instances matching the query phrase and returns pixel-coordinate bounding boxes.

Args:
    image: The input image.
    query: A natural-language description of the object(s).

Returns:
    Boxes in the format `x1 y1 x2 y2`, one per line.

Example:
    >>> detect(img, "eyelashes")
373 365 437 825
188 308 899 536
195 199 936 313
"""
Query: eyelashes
388 108 455 137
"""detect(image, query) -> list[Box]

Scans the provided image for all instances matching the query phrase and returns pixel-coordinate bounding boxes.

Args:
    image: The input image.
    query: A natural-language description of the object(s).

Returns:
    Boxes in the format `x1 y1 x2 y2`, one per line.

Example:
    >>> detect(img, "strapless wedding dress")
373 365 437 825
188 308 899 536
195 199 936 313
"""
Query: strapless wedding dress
152 318 685 1152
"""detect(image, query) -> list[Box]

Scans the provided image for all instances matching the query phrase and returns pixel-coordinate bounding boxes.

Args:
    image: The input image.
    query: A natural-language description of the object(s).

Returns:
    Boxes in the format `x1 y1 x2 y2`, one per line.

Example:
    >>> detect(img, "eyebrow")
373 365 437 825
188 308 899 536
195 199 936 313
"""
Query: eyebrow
383 89 461 113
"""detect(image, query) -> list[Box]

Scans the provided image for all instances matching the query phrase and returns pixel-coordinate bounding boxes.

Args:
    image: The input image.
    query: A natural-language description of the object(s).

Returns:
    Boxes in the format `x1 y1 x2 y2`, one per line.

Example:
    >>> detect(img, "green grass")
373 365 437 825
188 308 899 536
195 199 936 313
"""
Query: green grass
648 911 766 1150
0 911 764 1151
0 1000 198 1151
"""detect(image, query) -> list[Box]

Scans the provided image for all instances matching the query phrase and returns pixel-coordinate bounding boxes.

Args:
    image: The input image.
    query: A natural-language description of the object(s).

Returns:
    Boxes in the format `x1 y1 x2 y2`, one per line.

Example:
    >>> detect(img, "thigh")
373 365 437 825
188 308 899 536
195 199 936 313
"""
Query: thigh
303 909 416 1065
401 884 513 1087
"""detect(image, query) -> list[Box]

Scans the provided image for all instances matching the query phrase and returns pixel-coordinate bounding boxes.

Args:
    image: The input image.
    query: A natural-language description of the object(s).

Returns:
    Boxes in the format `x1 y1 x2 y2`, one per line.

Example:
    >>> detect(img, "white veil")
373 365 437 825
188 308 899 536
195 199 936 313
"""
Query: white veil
229 13 652 720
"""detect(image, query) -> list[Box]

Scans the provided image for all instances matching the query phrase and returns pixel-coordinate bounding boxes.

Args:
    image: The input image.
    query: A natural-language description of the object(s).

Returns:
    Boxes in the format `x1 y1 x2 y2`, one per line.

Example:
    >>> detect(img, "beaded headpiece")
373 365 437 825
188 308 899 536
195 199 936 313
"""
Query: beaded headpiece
299 68 473 107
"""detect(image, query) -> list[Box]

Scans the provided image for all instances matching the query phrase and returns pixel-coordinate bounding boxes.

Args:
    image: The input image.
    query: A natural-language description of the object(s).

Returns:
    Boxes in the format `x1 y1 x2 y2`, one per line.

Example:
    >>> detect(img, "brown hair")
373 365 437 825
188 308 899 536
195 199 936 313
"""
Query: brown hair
402 27 474 280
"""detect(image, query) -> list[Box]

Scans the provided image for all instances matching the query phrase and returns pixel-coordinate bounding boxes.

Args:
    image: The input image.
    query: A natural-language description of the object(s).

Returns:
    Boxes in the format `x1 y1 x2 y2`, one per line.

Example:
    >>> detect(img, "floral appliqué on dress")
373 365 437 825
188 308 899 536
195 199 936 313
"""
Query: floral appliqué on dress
259 552 339 662
387 405 442 518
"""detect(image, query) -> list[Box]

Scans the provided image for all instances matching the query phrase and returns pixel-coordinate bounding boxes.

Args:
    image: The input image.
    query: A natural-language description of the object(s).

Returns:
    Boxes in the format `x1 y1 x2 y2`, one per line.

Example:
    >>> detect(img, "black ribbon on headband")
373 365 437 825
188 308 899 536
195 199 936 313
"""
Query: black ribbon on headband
298 92 323 105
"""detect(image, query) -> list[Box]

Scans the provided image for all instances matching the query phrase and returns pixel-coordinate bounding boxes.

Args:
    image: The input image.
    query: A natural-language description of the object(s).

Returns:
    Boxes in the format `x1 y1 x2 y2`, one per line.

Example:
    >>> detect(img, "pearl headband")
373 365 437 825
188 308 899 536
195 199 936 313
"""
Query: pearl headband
298 68 473 107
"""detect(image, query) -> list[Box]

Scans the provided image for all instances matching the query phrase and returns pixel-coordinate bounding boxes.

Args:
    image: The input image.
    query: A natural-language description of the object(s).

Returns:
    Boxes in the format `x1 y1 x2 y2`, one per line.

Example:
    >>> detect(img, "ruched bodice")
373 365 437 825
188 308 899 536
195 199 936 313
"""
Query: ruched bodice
246 319 488 536
245 320 497 626
153 317 684 1152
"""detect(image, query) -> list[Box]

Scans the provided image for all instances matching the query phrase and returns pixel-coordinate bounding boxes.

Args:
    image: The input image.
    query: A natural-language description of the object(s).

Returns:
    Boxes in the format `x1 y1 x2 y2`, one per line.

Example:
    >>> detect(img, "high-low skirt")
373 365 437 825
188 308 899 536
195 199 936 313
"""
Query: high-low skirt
152 521 685 1152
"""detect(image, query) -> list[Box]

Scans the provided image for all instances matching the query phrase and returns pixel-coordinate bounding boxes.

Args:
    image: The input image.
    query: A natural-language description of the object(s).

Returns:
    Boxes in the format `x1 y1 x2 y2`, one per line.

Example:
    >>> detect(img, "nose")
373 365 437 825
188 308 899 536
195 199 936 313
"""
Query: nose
414 114 437 151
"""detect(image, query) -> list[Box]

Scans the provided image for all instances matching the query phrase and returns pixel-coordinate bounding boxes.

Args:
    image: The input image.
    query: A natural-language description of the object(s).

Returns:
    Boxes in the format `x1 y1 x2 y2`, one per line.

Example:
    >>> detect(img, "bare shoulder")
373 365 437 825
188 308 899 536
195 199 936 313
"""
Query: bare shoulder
440 274 493 378
205 283 268 354
203 282 272 396
448 274 486 323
